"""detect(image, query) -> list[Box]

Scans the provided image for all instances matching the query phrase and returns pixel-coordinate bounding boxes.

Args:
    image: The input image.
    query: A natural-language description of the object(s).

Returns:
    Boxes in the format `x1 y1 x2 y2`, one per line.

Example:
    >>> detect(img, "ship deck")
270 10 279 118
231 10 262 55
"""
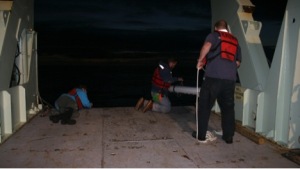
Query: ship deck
0 106 298 168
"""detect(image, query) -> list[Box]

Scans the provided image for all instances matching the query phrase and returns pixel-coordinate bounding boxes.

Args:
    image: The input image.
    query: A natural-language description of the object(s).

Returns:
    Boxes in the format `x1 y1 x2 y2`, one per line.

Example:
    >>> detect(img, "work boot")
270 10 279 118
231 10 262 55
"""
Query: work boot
222 136 233 144
49 115 60 123
60 109 76 125
135 97 145 110
142 100 153 113
61 119 77 125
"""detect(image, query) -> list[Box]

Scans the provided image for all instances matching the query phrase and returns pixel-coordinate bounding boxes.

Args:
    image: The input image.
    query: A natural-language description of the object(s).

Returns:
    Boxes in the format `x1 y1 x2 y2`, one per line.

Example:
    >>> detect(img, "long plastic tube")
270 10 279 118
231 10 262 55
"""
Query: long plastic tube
168 85 200 95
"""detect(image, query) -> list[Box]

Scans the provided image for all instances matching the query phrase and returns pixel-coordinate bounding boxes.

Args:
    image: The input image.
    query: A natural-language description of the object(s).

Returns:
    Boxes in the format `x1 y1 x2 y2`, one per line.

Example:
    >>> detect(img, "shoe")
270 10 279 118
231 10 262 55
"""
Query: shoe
72 111 80 118
61 119 76 125
214 130 223 136
192 131 217 143
222 136 233 144
135 97 145 110
49 116 60 123
142 100 153 113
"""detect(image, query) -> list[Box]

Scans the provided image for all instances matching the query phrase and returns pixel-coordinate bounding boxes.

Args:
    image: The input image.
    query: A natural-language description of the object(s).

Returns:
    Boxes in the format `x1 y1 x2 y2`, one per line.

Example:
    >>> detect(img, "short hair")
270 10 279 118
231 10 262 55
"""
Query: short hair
77 84 87 90
214 20 228 30
168 57 178 63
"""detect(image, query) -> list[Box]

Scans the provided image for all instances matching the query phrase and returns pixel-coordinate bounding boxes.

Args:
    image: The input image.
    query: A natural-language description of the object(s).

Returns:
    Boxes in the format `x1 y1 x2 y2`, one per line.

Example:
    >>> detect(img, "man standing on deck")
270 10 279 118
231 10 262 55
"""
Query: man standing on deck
49 85 93 125
135 58 183 113
193 20 242 144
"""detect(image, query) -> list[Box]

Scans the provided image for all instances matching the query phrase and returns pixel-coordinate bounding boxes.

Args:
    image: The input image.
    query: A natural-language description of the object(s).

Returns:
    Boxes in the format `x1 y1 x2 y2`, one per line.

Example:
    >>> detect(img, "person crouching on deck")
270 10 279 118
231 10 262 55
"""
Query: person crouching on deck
49 85 93 125
135 58 183 113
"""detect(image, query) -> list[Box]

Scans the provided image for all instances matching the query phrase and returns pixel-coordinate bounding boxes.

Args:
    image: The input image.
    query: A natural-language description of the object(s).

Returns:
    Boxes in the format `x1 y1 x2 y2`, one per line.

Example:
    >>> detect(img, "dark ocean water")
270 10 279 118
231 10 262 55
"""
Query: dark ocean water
38 52 204 108
37 28 275 108
37 29 206 107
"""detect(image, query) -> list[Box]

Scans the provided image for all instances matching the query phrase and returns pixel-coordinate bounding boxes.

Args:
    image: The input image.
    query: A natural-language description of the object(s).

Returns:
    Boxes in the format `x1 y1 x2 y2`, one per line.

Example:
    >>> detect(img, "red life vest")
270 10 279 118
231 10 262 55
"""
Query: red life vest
217 31 238 62
68 88 83 109
152 67 171 90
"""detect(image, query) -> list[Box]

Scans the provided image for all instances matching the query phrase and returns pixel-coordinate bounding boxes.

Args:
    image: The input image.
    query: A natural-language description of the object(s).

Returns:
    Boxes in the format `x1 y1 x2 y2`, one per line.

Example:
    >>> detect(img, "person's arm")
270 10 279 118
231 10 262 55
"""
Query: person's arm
160 68 182 84
197 41 212 70
77 89 92 108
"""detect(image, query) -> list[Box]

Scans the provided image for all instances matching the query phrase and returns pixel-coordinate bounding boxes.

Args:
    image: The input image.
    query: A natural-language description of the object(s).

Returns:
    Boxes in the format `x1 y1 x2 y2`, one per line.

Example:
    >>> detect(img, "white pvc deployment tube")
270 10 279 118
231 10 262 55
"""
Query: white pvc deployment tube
168 86 200 95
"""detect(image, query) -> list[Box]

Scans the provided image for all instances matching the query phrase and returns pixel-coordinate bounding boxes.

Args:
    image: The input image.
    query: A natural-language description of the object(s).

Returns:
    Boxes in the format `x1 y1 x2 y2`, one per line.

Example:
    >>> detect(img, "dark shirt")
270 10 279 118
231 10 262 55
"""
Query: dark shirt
151 61 178 95
205 31 242 81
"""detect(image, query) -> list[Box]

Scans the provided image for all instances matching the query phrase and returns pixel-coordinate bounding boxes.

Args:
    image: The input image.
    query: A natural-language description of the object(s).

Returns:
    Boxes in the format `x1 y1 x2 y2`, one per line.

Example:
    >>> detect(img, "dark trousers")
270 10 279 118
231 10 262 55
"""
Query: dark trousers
197 77 236 140
50 108 74 122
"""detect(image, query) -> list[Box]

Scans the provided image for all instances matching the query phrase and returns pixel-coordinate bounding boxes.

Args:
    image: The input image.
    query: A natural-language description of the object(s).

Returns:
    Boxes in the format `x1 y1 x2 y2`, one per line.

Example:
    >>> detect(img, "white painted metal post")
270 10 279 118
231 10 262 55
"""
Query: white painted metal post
8 86 27 131
256 0 300 148
0 90 12 142
242 89 259 128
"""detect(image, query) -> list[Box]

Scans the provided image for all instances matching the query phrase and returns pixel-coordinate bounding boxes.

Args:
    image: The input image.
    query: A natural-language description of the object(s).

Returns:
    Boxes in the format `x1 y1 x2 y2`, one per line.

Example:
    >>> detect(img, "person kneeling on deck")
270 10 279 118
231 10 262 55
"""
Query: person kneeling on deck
135 58 183 113
49 85 93 125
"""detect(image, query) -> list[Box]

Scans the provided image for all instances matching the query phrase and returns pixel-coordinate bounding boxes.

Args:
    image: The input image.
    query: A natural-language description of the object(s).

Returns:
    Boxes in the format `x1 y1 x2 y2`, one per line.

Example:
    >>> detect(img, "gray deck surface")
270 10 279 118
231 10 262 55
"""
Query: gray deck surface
0 106 298 168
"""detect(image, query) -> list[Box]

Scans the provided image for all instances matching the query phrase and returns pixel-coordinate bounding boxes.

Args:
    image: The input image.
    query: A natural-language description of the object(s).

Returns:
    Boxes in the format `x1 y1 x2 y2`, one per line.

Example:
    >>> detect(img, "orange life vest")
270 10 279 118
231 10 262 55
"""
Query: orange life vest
217 31 238 62
209 31 238 62
68 88 83 109
152 67 171 90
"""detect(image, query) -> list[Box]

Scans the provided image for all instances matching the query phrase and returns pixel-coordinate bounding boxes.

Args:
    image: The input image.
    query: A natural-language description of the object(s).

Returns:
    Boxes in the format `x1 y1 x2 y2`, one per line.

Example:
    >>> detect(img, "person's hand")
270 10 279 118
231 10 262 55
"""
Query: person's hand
178 77 184 82
236 61 241 68
196 62 203 70
197 58 206 70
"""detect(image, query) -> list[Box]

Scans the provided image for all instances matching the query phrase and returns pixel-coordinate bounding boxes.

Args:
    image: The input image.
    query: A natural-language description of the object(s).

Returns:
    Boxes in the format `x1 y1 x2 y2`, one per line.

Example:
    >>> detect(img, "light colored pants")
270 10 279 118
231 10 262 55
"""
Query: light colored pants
151 92 171 113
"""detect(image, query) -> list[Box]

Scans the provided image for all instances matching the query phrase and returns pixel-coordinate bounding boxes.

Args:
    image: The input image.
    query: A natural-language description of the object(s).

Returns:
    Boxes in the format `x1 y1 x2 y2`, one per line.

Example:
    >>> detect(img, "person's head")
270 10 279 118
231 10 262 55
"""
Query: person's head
77 84 87 92
167 57 178 70
214 19 228 31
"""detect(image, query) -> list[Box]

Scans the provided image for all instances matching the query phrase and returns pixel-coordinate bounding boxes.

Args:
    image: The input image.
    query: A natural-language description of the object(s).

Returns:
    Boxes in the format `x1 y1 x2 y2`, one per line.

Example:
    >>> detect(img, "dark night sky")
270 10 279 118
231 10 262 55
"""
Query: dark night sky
34 0 287 48
34 0 212 58
34 0 211 31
